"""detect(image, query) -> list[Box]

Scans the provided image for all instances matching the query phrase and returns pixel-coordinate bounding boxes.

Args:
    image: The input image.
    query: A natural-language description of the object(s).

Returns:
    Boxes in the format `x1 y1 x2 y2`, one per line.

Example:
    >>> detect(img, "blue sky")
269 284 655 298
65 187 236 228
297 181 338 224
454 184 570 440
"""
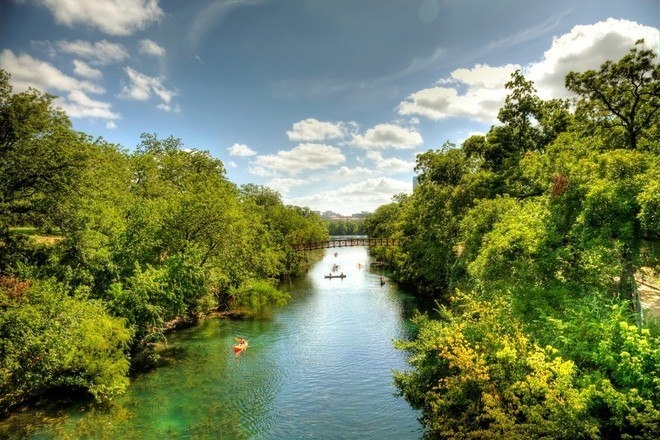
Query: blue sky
1 0 658 215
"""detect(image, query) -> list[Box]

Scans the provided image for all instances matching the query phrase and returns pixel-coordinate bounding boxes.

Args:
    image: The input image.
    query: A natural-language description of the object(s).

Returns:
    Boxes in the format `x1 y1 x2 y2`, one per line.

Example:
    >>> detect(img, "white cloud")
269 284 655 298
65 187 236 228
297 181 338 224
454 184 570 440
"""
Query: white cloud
60 89 120 120
352 123 423 149
265 177 306 195
72 60 102 79
1 50 102 94
228 143 256 157
156 103 181 113
366 151 415 174
255 143 346 175
286 177 412 215
106 121 117 129
0 50 119 122
526 18 660 100
119 67 178 111
398 64 518 123
287 118 347 141
398 18 660 124
248 165 276 177
139 39 165 57
335 166 374 177
57 39 129 65
38 0 163 36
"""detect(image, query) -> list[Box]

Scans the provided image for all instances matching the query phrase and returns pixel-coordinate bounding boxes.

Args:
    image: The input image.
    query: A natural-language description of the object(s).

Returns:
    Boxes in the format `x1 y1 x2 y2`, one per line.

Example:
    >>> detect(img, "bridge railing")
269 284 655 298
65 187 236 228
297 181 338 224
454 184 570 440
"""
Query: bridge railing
291 237 399 251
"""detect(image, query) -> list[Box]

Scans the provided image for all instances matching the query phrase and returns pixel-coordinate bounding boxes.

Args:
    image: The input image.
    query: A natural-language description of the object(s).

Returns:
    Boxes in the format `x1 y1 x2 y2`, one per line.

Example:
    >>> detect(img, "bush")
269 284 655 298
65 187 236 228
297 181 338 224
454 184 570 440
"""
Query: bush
0 277 132 411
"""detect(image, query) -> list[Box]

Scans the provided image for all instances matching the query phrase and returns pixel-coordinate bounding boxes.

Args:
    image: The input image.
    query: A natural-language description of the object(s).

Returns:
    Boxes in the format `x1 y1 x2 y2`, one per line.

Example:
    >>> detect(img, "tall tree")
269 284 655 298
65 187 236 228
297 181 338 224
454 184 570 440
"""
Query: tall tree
0 70 89 233
565 40 660 151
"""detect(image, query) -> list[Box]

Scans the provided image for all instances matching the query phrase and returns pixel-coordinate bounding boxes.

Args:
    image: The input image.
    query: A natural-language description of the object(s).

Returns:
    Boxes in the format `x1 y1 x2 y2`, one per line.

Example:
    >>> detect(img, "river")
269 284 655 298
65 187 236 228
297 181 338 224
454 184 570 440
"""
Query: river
4 246 423 439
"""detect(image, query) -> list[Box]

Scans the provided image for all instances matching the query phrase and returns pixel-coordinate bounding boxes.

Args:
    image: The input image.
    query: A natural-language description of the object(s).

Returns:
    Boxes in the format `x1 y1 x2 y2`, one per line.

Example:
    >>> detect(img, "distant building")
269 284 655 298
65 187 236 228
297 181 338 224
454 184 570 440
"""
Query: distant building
351 211 370 219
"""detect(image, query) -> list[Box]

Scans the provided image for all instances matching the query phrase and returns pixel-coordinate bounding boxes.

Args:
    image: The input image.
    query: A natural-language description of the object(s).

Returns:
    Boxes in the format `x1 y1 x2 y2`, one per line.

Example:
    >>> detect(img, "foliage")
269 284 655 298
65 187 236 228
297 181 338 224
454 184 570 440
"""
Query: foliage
0 276 132 412
325 218 365 236
395 293 599 439
379 43 660 437
0 68 328 411
0 70 90 248
227 278 290 312
565 40 660 151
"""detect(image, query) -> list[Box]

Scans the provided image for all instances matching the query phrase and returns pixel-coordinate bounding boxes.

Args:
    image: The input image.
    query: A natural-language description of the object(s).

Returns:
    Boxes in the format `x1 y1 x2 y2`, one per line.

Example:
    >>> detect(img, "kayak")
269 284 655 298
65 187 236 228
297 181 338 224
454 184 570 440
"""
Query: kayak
324 274 346 279
233 341 248 354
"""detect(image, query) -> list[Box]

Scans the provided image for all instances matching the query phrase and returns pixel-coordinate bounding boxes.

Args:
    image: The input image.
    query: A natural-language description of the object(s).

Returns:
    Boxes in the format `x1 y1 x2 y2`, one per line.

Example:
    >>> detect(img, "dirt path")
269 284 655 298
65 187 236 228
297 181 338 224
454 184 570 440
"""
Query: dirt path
638 277 660 319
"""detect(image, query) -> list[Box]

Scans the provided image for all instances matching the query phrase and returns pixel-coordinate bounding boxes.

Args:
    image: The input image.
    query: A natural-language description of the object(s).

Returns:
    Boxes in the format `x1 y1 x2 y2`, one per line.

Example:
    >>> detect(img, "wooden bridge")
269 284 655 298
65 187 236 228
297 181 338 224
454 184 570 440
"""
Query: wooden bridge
292 237 399 251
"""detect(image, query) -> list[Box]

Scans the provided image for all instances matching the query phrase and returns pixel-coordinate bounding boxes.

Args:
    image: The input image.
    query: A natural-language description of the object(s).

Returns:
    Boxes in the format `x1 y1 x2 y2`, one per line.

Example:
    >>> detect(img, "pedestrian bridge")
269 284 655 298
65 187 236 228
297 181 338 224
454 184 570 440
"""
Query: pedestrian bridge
292 237 399 251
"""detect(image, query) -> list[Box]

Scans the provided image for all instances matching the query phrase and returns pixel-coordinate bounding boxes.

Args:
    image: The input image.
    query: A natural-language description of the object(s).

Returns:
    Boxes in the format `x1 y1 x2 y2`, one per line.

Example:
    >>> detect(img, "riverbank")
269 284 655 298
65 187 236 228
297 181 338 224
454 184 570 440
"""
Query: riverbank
0 246 423 439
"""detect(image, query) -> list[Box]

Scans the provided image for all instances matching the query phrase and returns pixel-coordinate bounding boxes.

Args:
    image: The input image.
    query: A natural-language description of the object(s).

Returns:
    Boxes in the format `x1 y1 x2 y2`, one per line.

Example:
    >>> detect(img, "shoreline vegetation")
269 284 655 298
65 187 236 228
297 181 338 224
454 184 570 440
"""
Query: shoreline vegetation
1 42 660 438
364 43 660 438
0 66 329 417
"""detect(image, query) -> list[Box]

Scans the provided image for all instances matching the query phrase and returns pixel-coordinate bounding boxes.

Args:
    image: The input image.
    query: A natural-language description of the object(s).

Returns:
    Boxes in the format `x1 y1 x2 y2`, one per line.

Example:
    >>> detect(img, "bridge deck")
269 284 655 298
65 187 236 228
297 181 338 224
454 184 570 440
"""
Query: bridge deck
292 237 398 251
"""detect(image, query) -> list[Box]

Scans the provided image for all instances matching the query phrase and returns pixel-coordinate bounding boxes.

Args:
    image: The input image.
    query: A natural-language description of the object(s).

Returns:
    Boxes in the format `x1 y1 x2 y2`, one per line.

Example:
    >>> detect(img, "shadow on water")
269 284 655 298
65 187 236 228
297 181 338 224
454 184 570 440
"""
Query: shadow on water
1 246 425 439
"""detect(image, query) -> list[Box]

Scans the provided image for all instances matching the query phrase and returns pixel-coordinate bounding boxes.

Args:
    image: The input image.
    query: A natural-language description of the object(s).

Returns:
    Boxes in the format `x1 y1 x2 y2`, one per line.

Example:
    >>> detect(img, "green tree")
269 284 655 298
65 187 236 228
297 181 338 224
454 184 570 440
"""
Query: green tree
565 40 660 151
0 276 132 411
0 70 89 246
389 44 660 437
395 293 599 439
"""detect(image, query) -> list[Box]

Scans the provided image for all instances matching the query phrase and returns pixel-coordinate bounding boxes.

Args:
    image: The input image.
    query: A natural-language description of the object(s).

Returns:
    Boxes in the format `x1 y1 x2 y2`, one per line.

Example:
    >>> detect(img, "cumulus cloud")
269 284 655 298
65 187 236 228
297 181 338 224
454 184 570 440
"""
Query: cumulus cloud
286 177 412 215
72 60 102 79
287 118 348 141
352 123 423 149
255 143 346 175
248 165 276 178
0 50 119 122
367 151 415 174
1 50 101 94
398 64 518 123
139 39 166 57
57 39 129 65
228 143 256 157
526 18 660 99
37 0 163 36
265 177 306 195
61 89 120 120
398 18 659 124
335 166 374 177
119 67 178 111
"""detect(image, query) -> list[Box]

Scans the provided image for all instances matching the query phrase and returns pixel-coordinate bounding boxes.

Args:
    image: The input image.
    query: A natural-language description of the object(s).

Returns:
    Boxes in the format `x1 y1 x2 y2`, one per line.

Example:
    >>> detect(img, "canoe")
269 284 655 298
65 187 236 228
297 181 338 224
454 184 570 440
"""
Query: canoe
324 274 346 279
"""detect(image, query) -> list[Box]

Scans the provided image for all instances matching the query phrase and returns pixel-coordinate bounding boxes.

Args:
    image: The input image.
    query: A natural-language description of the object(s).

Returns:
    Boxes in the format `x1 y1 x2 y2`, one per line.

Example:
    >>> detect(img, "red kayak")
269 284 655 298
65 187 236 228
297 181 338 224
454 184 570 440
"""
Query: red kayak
233 340 248 354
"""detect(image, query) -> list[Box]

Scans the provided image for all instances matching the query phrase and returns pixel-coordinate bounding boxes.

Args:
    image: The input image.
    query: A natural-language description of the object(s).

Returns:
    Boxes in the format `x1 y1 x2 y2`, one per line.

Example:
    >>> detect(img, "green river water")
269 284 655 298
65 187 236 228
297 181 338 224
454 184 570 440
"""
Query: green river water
2 246 424 439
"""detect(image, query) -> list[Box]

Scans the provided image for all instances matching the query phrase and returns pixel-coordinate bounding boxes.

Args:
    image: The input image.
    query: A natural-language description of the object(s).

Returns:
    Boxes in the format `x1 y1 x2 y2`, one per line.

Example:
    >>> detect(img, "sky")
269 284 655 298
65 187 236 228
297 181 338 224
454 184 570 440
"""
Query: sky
1 0 659 216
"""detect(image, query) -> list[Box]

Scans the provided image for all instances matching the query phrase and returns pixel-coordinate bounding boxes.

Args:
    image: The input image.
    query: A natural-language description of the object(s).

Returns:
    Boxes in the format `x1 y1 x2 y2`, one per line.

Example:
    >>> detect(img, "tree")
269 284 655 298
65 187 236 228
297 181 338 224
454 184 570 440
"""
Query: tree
394 294 599 439
565 40 660 151
0 276 132 411
0 70 90 236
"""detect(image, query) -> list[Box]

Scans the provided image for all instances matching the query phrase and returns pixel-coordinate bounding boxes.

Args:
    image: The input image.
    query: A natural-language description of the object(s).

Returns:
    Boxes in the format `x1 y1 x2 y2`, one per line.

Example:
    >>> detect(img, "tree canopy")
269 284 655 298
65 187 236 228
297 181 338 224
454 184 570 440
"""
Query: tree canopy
0 70 329 412
365 42 660 438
